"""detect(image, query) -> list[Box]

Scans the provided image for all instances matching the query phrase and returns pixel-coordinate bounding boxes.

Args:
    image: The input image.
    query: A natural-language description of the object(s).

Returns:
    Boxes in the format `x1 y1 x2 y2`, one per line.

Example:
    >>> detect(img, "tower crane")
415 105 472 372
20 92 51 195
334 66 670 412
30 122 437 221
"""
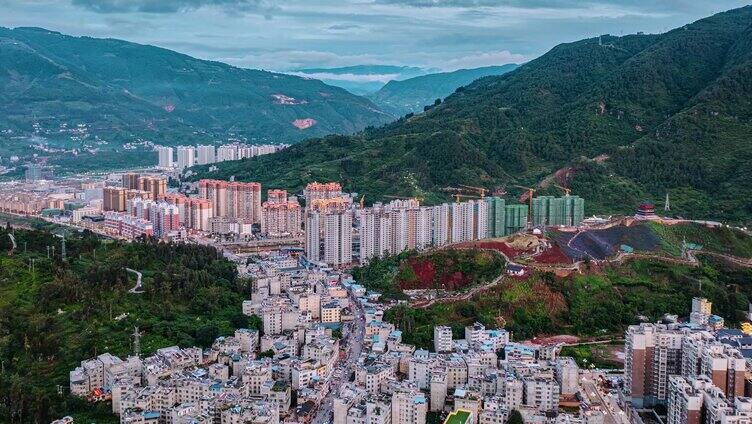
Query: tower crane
458 184 487 198
554 184 571 196
512 185 537 227
452 193 480 203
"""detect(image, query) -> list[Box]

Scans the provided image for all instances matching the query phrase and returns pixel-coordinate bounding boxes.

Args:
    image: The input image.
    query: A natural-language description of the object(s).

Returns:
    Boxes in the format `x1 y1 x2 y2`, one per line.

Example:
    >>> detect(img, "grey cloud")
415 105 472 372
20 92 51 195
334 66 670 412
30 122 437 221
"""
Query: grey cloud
71 0 277 14
373 0 744 13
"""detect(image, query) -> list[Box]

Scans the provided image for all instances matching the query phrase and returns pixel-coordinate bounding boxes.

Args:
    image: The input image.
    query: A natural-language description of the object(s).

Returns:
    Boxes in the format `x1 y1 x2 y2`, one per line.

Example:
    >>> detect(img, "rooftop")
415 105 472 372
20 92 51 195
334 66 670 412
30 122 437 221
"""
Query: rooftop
444 409 472 424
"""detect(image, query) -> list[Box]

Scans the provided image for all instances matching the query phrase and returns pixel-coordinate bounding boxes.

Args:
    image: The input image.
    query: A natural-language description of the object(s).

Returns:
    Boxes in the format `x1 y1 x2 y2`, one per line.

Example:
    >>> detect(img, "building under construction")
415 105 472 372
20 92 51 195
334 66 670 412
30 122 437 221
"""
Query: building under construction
485 197 528 237
532 195 585 227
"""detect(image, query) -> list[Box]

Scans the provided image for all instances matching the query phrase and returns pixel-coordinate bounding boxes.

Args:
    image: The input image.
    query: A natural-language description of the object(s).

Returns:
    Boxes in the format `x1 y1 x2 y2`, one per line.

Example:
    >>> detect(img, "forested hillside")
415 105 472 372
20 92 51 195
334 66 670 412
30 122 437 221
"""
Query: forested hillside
368 64 518 115
0 27 393 146
0 227 254 423
195 6 752 224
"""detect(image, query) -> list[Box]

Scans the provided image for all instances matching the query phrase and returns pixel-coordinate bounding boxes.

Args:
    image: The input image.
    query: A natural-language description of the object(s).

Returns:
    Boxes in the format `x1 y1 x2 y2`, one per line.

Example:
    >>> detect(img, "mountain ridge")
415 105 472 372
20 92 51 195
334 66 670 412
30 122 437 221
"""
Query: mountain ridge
0 26 394 146
368 64 519 115
193 6 752 224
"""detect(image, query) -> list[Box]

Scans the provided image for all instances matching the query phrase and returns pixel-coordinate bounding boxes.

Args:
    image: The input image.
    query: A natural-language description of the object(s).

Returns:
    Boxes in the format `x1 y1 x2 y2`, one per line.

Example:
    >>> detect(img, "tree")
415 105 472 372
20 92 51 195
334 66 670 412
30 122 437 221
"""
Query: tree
507 409 524 424
195 324 220 348
259 349 275 358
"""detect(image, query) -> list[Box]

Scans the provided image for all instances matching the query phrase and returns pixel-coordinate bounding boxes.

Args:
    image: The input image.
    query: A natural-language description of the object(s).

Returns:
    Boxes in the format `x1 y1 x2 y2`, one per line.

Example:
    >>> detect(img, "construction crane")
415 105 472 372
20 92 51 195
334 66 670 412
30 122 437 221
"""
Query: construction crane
512 185 537 227
458 184 487 198
359 195 365 209
452 193 480 203
554 184 571 196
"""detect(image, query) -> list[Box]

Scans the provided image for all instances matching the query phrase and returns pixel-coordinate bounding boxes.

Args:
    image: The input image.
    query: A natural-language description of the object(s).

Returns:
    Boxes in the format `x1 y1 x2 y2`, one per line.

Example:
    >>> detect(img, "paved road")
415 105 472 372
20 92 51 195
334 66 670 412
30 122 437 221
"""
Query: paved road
312 291 366 424
581 371 629 424
126 268 143 293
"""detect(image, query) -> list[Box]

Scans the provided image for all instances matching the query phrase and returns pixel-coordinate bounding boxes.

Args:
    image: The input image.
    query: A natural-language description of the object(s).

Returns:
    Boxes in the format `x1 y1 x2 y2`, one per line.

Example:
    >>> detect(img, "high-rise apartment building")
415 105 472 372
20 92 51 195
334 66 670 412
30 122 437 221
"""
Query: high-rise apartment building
103 187 127 212
474 199 488 240
667 375 752 424
700 343 747 398
122 173 166 200
305 212 321 262
150 202 181 239
323 211 352 267
217 145 238 162
198 179 262 225
122 173 140 190
451 201 475 243
184 198 214 231
357 199 431 265
505 204 528 234
261 190 302 237
176 146 196 171
139 176 167 199
196 145 216 165
625 323 685 408
667 376 703 424
486 197 506 237
432 203 451 246
156 146 174 169
532 195 585 227
304 182 343 205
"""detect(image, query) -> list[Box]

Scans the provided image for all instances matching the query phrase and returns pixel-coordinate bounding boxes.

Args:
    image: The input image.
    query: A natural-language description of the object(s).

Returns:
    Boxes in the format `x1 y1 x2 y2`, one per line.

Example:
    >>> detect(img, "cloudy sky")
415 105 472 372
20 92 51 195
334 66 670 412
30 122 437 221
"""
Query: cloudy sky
1 0 748 72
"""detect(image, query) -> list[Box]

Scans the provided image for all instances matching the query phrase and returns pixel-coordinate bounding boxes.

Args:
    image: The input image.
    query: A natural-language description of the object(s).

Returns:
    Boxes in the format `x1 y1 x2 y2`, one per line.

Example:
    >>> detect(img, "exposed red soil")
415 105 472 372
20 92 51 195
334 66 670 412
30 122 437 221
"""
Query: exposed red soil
454 240 520 258
533 245 573 264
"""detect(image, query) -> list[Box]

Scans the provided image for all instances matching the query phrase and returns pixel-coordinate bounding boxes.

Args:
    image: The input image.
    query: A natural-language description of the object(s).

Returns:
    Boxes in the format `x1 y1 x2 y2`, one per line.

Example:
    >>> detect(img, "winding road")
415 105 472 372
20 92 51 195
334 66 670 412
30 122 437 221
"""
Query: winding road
126 268 144 293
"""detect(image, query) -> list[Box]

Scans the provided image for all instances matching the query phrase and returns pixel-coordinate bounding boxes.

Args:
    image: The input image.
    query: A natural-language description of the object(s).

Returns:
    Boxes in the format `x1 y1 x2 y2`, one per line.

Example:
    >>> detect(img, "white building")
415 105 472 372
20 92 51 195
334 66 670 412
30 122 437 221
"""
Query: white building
176 146 196 171
157 146 174 169
196 145 216 165
434 326 453 353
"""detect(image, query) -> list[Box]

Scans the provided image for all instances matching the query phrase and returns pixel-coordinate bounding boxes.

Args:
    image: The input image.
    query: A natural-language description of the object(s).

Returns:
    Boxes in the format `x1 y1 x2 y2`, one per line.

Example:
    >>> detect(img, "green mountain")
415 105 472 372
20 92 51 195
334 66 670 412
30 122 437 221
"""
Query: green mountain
195 6 752 224
0 27 393 145
368 64 519 115
293 65 431 95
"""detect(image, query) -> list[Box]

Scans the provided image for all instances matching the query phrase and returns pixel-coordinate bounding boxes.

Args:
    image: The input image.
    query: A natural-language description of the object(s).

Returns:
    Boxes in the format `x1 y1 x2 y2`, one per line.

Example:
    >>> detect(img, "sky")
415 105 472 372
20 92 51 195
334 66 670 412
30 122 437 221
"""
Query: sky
1 0 749 77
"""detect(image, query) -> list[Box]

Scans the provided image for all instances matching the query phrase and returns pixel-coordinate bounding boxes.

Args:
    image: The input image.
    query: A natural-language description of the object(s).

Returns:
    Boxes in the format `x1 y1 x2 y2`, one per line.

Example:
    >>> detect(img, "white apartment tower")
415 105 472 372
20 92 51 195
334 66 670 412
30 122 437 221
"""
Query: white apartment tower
157 146 174 169
176 146 196 171
323 211 353 267
196 145 216 165
434 326 453 353
432 204 450 246
306 212 321 262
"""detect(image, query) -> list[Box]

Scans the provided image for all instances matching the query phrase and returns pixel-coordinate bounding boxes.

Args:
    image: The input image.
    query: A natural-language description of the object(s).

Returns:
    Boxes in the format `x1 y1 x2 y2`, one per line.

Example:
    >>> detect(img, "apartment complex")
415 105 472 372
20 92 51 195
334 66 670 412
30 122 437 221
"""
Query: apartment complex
306 209 353 266
625 299 749 408
156 143 286 170
176 146 196 171
198 179 263 225
667 375 752 424
261 189 303 237
121 173 167 199
156 146 174 169
532 195 585 227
